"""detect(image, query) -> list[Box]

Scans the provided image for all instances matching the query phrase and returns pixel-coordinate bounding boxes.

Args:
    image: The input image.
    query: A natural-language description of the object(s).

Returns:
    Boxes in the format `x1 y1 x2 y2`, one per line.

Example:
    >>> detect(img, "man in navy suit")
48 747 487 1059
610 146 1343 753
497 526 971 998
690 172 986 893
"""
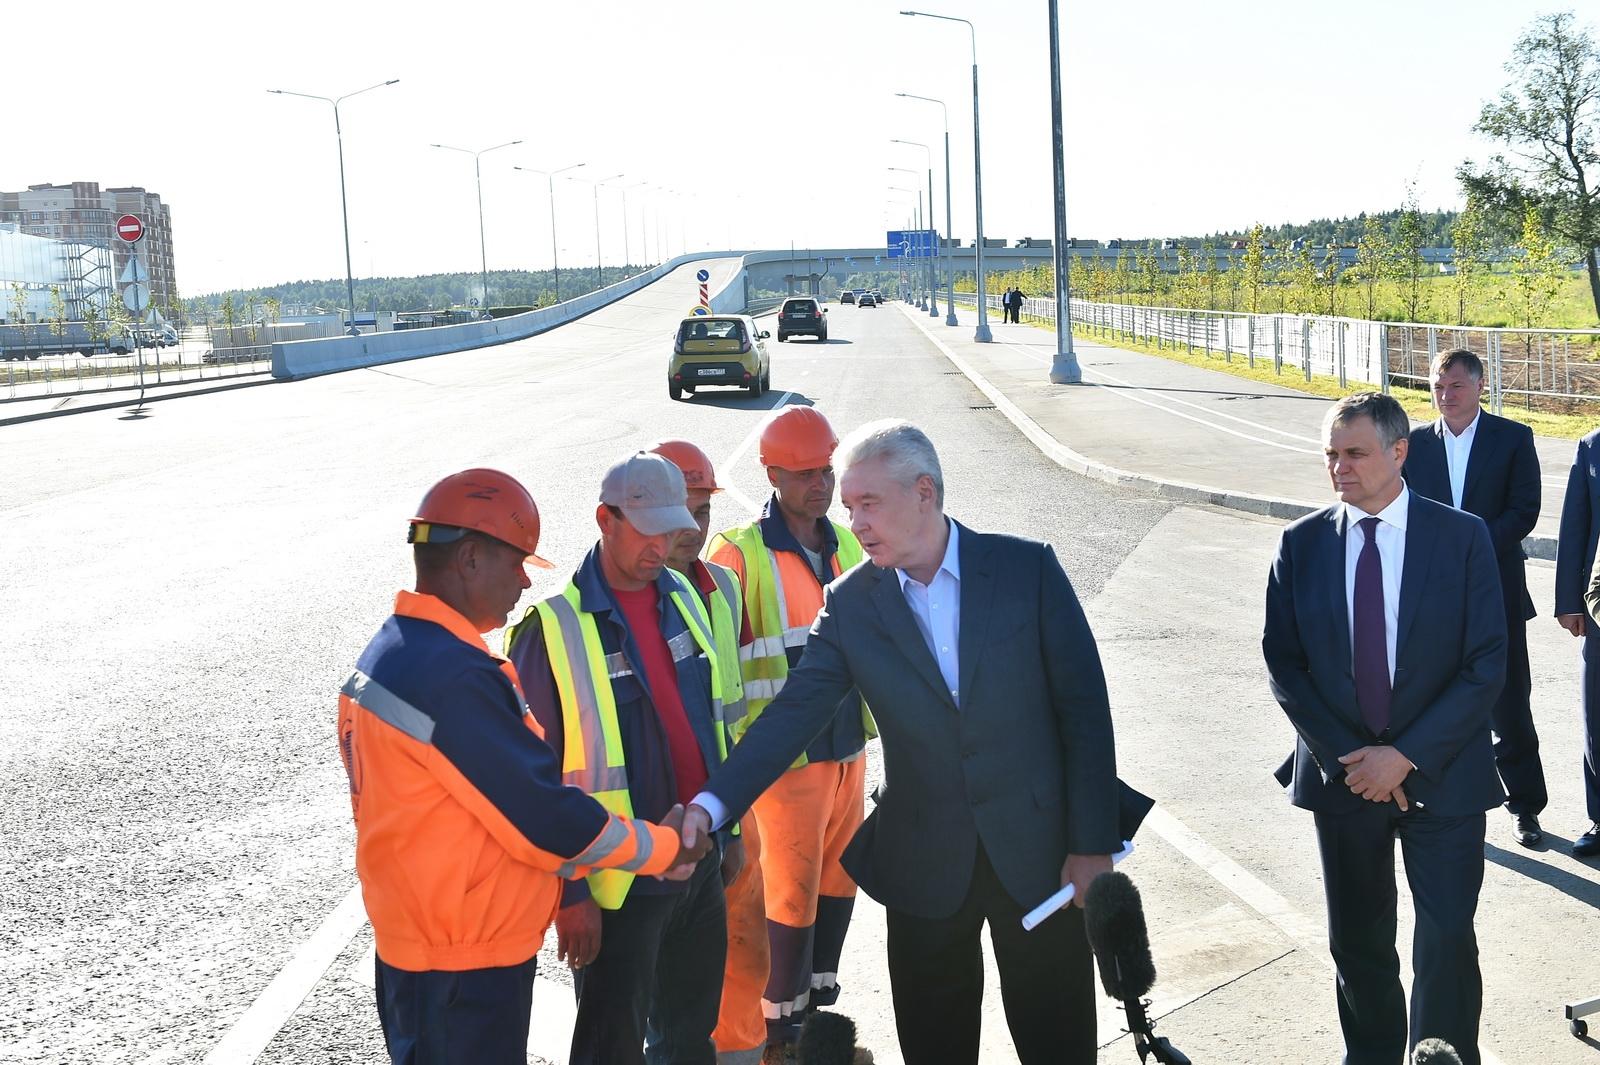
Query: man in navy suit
1402 349 1546 846
1555 426 1600 857
1264 392 1506 1065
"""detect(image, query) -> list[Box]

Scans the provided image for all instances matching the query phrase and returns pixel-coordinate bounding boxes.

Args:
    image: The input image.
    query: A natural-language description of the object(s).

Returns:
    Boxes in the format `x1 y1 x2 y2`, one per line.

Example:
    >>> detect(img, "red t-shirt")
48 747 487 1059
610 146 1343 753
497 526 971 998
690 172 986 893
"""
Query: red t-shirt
612 583 709 804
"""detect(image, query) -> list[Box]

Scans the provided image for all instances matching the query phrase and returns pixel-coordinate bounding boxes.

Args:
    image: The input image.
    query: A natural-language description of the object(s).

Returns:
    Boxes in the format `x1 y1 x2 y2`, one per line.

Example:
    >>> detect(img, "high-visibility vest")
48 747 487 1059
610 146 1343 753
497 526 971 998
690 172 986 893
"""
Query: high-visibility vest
703 561 748 738
709 523 875 768
531 566 728 910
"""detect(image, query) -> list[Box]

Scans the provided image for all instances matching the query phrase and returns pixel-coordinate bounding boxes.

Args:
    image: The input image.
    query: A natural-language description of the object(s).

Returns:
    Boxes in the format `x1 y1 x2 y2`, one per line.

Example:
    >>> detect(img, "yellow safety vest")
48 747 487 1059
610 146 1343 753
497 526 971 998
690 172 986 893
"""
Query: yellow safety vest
702 561 748 737
708 522 875 769
523 567 728 910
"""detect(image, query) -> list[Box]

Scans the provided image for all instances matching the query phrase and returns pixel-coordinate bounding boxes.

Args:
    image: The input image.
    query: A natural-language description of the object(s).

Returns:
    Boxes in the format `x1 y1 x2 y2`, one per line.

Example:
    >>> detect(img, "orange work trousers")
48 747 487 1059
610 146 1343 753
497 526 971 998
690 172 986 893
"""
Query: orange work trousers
713 812 770 1065
751 755 866 1039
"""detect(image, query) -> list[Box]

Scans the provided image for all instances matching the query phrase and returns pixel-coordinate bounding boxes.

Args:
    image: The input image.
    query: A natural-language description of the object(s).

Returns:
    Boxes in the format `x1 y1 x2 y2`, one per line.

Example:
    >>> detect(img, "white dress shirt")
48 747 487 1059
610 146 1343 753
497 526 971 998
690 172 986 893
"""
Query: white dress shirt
895 519 962 707
1344 484 1408 685
1442 411 1480 510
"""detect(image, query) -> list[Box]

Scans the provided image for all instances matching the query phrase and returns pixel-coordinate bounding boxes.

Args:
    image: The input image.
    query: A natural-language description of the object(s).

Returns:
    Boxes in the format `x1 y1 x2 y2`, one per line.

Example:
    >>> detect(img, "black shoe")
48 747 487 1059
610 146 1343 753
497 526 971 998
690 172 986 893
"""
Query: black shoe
1574 823 1600 858
1512 813 1544 848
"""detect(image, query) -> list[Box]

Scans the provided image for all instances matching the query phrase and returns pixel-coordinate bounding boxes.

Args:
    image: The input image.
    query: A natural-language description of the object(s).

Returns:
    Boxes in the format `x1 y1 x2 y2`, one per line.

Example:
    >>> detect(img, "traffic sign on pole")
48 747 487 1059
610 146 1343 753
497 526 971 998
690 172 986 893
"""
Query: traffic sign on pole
696 268 710 283
116 215 145 243
122 283 151 311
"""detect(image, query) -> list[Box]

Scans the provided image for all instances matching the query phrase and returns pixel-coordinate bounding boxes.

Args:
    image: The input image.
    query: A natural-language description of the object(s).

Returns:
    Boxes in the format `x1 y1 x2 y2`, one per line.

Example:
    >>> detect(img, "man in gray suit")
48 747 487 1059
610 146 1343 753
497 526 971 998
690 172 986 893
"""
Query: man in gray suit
679 419 1141 1065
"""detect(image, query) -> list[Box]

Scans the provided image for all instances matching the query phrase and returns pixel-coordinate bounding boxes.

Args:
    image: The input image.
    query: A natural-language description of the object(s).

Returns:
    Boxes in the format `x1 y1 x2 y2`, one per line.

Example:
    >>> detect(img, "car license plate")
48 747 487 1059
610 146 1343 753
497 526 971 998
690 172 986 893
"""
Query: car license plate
788 313 807 318
696 368 722 377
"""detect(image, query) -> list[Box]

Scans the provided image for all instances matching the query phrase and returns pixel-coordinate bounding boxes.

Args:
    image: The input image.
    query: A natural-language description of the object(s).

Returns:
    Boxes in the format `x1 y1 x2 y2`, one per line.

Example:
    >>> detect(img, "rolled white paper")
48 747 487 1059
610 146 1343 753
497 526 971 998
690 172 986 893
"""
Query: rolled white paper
1020 840 1135 931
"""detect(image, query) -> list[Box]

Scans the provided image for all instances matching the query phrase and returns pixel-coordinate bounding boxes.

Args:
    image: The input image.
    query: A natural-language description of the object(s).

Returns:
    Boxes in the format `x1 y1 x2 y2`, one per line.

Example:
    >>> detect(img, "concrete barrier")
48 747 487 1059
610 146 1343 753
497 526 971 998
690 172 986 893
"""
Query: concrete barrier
270 252 750 380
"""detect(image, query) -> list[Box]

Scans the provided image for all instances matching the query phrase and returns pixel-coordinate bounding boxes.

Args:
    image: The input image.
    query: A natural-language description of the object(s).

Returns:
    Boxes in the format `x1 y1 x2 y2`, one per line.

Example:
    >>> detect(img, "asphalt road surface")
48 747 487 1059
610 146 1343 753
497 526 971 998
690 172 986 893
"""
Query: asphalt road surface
3 262 1597 1063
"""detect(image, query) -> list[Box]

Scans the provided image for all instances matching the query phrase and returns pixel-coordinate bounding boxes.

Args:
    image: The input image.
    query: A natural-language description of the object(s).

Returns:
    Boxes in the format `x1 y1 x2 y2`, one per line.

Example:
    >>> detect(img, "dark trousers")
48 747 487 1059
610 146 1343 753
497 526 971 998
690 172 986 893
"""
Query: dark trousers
1494 617 1547 816
884 846 1096 1065
1313 803 1486 1065
374 954 536 1065
1581 633 1600 821
571 854 727 1065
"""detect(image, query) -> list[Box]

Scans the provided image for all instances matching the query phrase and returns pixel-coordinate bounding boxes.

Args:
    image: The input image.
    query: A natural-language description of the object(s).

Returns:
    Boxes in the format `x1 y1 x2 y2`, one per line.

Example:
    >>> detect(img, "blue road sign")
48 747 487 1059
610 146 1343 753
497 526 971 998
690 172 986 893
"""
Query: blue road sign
886 230 938 258
696 268 710 282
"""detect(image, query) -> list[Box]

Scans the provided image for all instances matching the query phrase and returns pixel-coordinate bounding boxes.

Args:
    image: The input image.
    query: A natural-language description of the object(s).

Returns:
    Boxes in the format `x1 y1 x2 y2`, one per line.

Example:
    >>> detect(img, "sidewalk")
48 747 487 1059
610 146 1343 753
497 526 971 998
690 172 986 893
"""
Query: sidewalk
899 305 1576 557
0 371 275 426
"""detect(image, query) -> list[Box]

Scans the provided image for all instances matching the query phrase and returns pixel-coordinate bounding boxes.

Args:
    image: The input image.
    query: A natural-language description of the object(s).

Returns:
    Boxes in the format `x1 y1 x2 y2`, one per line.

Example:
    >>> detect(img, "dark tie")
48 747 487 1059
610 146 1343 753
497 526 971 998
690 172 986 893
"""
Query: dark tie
1353 516 1391 735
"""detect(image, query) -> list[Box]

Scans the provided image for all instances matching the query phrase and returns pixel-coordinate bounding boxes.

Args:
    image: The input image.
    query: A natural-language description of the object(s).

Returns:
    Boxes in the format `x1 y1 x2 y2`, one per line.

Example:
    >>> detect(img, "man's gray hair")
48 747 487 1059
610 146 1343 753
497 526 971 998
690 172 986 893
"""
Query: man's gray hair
837 419 945 506
1323 391 1410 452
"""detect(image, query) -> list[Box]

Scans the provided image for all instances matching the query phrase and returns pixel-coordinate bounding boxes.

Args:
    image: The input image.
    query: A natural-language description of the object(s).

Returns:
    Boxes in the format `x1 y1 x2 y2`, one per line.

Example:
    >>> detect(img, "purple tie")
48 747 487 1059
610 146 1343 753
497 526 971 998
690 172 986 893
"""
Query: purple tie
1353 516 1391 736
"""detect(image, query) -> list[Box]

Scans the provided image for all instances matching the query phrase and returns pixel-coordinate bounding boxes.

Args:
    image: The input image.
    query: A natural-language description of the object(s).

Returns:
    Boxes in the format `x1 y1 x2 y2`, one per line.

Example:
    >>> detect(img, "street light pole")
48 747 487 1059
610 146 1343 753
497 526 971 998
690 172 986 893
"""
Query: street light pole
620 181 647 273
889 169 927 309
513 162 585 304
897 93 958 326
892 139 939 319
1047 0 1081 383
901 10 990 341
431 138 523 314
268 78 399 335
588 173 624 292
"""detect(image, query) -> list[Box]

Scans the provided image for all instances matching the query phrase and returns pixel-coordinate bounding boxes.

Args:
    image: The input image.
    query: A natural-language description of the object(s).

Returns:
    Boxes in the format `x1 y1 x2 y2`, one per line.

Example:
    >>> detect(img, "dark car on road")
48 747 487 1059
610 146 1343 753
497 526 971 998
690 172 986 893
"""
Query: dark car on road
777 297 828 342
839 289 855 305
857 293 878 308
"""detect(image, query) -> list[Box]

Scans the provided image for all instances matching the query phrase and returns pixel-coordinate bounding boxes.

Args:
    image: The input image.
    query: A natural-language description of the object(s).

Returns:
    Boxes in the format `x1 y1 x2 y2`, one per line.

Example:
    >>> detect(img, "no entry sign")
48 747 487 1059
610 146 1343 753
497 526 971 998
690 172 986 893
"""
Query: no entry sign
116 214 145 243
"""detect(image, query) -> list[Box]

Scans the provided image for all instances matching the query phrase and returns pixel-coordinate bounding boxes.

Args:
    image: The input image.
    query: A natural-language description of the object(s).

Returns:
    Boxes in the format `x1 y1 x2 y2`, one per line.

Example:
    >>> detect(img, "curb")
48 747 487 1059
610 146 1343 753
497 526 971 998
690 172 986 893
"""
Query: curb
898 305 1559 560
0 374 278 427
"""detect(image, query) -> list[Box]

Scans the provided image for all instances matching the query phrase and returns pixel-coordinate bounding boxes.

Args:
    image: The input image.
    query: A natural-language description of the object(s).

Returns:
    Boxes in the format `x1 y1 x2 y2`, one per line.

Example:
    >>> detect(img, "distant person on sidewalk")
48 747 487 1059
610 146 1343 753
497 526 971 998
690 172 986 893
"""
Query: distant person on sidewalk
1555 424 1600 858
1402 349 1547 847
1264 392 1506 1065
1009 288 1026 324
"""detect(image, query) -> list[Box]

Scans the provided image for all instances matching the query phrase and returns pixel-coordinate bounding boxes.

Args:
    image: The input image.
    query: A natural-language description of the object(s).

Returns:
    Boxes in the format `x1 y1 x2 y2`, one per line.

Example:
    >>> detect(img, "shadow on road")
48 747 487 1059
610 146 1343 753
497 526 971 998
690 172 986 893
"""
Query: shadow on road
685 391 815 412
1485 840 1600 910
1088 382 1331 403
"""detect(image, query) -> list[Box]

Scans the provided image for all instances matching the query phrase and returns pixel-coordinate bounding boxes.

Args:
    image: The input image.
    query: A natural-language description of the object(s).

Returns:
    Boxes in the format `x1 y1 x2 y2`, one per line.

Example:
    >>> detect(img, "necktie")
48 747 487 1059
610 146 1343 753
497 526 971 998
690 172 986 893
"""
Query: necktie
1353 516 1391 735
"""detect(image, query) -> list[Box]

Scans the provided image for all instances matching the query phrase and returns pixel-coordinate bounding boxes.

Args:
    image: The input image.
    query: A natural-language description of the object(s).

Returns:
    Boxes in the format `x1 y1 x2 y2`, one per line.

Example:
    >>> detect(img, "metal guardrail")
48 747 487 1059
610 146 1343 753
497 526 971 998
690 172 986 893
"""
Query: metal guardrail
953 291 1600 415
1 329 272 403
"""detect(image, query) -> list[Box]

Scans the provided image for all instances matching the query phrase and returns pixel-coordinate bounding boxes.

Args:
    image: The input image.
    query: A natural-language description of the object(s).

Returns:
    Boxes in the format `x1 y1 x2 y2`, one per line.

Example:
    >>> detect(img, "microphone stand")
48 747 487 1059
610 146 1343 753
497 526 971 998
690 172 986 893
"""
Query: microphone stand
1113 958 1191 1065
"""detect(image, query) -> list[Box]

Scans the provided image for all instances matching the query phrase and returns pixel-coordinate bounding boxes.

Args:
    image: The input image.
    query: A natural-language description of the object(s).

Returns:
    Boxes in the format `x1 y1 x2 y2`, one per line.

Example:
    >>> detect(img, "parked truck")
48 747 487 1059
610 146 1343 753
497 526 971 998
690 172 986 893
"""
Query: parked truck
0 322 134 361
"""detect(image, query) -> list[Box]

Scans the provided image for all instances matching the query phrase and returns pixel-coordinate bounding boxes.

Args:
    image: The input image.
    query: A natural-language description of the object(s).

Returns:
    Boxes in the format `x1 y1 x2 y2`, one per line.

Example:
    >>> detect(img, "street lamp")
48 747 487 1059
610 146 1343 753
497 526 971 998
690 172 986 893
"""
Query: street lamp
268 78 399 335
889 169 928 309
900 10 991 342
897 93 958 326
586 173 625 292
889 185 921 302
431 138 524 315
892 140 939 318
513 162 585 305
620 181 648 273
1046 0 1081 383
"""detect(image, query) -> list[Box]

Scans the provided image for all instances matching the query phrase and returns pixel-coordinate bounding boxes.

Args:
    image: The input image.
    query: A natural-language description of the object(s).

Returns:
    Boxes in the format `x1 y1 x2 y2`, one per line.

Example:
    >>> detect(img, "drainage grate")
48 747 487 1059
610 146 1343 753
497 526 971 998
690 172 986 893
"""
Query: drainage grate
969 404 997 411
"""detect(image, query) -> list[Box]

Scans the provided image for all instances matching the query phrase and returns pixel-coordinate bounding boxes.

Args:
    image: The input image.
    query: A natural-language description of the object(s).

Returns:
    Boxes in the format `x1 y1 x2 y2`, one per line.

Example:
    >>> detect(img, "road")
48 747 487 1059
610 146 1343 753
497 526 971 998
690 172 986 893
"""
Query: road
3 261 1597 1063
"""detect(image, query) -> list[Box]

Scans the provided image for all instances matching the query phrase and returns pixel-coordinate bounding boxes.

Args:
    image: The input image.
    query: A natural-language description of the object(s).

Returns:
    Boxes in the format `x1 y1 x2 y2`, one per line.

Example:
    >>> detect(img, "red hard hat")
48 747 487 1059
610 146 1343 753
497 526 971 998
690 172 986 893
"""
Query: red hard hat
408 468 553 568
648 439 722 493
758 406 838 471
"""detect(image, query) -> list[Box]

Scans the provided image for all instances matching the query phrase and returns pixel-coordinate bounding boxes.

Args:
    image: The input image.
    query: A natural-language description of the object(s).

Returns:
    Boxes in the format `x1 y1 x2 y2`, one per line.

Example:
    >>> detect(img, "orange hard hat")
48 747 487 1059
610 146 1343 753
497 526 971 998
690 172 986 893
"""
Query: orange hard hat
758 406 838 471
648 439 722 493
408 468 553 568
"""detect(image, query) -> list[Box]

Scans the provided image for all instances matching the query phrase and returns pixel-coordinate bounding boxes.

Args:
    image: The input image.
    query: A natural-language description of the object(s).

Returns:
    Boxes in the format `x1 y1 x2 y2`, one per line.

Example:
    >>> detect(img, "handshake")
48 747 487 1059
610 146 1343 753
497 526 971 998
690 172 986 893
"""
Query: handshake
655 803 717 880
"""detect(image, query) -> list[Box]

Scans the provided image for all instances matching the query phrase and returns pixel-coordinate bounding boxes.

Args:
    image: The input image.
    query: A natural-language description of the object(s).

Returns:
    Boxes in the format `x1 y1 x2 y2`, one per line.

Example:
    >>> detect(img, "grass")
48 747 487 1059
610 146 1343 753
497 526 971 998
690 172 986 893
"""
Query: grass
1006 309 1599 441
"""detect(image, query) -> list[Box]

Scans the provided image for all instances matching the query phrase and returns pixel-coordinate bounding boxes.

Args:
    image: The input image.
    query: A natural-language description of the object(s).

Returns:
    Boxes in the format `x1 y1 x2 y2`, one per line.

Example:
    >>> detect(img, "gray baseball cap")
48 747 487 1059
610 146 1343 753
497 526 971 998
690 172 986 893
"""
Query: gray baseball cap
599 452 698 536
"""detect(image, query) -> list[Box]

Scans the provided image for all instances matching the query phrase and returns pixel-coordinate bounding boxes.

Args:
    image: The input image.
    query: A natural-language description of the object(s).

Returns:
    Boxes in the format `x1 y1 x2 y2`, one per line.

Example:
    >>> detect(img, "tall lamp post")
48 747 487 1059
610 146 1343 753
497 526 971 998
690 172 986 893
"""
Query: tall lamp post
900 10 991 342
889 186 921 301
620 181 648 271
892 139 939 318
268 78 399 335
431 138 523 314
896 93 958 326
587 173 625 292
888 170 928 309
1047 0 1081 383
513 162 585 305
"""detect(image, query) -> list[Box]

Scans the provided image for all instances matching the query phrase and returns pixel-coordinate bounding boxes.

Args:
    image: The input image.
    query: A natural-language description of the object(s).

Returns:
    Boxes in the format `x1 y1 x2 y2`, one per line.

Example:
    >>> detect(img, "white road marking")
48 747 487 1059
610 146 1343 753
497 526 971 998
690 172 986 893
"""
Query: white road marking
200 885 368 1065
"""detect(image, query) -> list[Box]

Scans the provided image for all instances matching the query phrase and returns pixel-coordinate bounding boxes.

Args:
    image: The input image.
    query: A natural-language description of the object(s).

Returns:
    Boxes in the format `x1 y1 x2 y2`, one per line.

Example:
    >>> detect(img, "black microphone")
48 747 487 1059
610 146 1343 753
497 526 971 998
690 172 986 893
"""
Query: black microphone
1413 1038 1464 1065
1085 872 1190 1065
797 1010 859 1065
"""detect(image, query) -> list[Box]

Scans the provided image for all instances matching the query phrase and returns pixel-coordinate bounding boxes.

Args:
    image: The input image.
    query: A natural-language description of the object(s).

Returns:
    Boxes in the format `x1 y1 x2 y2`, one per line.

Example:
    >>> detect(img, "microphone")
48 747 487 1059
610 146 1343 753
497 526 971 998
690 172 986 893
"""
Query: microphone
797 1010 859 1065
1413 1038 1463 1065
1084 873 1189 1065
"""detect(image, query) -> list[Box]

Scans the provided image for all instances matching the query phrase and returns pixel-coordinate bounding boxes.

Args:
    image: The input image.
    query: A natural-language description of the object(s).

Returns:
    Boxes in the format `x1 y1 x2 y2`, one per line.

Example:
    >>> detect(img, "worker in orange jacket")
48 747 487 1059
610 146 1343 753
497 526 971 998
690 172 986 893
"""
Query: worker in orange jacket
649 439 772 1065
706 408 874 1056
338 468 706 1065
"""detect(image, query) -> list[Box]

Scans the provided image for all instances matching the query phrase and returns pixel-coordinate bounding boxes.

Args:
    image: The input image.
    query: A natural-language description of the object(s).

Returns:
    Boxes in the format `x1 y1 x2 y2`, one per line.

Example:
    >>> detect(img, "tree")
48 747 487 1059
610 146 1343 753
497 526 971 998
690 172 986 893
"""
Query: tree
1201 240 1220 310
1321 244 1343 317
1241 225 1267 314
1288 244 1321 314
1501 201 1569 329
48 286 68 340
1350 215 1393 320
1393 185 1429 322
220 293 237 337
84 300 105 344
1460 10 1600 322
1449 195 1494 326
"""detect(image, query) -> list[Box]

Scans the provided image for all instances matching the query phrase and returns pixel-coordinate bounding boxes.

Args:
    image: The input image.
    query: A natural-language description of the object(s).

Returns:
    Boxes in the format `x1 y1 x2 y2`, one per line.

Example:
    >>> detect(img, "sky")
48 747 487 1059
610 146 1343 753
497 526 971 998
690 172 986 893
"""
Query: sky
2 0 1568 296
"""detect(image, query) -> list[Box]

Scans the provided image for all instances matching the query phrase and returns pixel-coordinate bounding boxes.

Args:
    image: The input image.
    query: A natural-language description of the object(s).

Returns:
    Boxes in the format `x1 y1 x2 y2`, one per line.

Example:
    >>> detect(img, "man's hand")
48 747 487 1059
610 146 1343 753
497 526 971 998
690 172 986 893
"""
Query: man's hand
1061 853 1114 909
1339 747 1414 810
554 898 602 970
721 837 745 887
655 804 712 881
1558 613 1587 638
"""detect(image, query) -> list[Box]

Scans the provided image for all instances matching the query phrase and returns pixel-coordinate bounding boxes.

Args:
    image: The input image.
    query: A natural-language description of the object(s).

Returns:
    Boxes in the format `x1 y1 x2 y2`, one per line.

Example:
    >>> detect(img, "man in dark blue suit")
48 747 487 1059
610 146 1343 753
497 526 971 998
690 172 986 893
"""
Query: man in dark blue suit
1264 392 1506 1065
676 419 1149 1065
1402 349 1546 846
1555 426 1600 857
